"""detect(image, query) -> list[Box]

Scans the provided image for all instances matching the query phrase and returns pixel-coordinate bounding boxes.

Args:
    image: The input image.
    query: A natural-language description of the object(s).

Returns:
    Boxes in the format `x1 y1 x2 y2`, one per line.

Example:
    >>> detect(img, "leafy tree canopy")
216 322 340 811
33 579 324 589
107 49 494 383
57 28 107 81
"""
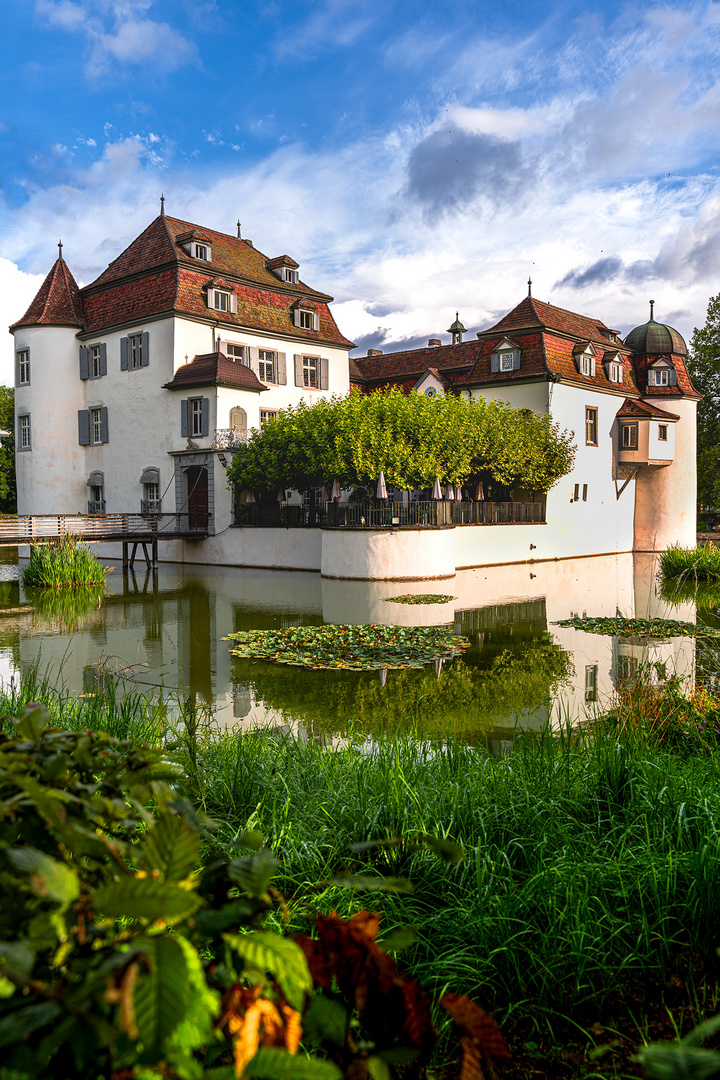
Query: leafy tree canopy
227 389 576 496
0 386 16 513
687 294 720 510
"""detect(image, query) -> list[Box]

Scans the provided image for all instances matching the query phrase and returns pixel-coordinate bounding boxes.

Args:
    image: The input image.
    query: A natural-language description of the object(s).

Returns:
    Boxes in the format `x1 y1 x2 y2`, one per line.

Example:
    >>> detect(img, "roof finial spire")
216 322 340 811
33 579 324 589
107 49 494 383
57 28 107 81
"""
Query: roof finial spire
237 220 242 238
58 239 63 260
649 299 655 320
160 193 165 215
528 276 532 297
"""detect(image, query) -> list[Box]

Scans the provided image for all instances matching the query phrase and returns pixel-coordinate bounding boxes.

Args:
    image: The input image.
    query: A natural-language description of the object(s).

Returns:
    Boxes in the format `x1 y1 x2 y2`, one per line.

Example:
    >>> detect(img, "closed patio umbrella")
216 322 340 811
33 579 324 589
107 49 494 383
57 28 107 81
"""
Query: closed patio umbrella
321 486 330 503
276 488 285 502
331 478 341 500
432 477 443 500
445 484 455 501
376 471 388 499
475 481 485 501
246 490 256 505
455 486 463 501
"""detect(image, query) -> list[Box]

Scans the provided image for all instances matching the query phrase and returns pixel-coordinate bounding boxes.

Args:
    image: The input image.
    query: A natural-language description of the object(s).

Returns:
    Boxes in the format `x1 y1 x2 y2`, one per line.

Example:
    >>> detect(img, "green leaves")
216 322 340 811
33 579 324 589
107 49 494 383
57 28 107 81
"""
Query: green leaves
244 1046 341 1080
6 847 79 909
141 811 201 883
225 932 312 1011
225 623 471 670
94 876 202 923
133 935 190 1053
555 616 718 639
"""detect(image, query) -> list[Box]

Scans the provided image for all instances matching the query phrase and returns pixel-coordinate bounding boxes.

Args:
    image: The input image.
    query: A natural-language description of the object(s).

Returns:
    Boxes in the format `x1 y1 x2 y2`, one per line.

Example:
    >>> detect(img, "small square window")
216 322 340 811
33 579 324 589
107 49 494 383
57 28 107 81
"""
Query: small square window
260 409 278 427
284 268 298 283
303 355 319 388
19 414 31 450
298 309 315 330
658 424 668 441
226 343 247 364
654 369 669 386
585 406 598 446
214 290 231 313
17 350 30 386
194 244 209 261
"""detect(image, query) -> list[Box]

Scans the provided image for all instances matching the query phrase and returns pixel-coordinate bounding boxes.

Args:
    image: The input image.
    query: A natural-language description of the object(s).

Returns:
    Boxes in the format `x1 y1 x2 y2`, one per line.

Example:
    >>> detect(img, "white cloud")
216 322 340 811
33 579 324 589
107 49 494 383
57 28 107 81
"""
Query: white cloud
0 260 46 386
35 0 199 77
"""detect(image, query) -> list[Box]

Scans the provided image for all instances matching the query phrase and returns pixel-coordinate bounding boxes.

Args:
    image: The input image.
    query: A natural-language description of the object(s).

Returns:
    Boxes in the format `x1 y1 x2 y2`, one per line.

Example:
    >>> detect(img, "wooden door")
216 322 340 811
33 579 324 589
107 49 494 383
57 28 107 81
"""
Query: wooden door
187 466 208 531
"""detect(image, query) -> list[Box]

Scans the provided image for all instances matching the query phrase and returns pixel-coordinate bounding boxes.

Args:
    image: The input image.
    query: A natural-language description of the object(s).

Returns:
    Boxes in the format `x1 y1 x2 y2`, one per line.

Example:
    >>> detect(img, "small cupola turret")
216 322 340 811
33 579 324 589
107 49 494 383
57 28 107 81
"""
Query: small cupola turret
624 300 688 357
448 312 466 345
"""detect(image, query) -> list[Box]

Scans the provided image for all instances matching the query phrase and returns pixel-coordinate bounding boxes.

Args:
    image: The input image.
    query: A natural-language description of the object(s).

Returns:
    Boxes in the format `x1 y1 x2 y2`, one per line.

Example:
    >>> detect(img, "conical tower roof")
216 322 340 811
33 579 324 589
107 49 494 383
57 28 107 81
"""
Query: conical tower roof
624 302 687 356
11 252 84 331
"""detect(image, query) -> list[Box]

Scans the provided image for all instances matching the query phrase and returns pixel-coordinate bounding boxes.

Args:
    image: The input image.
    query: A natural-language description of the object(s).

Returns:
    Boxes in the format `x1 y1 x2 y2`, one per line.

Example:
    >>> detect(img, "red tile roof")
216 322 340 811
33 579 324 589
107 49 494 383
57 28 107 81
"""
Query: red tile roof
163 350 269 392
485 295 624 349
616 398 680 420
348 358 367 385
354 339 479 383
80 214 354 348
632 353 701 399
11 257 85 330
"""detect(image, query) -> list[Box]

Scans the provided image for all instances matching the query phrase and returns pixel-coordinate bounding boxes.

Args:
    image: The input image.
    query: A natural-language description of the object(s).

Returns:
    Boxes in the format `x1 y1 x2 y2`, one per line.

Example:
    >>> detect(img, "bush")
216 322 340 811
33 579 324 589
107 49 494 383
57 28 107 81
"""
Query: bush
22 535 107 588
0 706 506 1080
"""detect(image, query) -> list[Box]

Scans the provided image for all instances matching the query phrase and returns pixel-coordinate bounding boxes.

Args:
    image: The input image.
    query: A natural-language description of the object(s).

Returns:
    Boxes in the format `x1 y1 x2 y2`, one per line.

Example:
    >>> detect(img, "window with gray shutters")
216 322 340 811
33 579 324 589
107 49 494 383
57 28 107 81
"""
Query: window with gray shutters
120 332 149 370
78 407 108 445
182 398 209 438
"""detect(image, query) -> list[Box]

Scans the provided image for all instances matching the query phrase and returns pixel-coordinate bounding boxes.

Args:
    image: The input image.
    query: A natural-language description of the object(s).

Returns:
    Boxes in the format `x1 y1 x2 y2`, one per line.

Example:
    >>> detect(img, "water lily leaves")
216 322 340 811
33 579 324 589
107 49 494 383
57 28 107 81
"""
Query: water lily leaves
224 624 470 670
384 594 456 605
554 616 720 639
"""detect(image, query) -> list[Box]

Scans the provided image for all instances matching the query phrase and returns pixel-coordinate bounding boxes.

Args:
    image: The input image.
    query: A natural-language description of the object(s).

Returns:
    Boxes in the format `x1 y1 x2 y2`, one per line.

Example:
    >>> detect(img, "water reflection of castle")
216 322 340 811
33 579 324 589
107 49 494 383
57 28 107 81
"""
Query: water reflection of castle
7 552 696 739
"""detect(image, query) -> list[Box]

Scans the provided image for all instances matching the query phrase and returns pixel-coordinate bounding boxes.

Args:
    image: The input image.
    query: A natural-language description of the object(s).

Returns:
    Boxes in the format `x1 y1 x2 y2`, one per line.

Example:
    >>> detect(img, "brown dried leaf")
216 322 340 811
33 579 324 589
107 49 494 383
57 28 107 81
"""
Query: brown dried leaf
441 993 511 1064
280 1002 302 1054
459 1036 485 1080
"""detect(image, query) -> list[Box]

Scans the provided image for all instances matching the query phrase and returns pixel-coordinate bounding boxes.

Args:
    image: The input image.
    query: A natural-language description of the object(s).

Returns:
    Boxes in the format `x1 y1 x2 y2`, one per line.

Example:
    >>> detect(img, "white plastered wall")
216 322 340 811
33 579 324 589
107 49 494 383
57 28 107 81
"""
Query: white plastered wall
634 397 697 550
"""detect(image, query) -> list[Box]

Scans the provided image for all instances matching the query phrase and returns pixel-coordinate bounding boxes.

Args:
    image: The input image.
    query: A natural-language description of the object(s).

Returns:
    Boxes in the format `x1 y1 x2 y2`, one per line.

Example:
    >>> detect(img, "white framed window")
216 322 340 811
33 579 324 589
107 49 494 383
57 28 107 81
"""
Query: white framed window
284 268 298 283
226 343 247 364
128 334 143 370
658 424 668 441
258 349 276 383
499 352 515 372
191 398 204 437
585 406 598 446
213 290 231 313
607 362 623 383
260 409 278 427
653 369 669 387
16 350 30 386
297 308 317 331
194 243 210 261
90 344 102 379
580 354 594 376
585 664 598 703
19 414 31 450
303 354 319 388
621 423 638 449
91 408 103 445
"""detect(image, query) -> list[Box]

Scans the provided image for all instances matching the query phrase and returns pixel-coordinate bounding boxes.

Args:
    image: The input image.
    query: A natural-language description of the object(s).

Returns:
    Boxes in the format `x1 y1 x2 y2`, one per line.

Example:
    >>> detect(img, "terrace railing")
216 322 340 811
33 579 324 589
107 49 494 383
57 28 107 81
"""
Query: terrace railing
212 428 250 450
233 500 546 529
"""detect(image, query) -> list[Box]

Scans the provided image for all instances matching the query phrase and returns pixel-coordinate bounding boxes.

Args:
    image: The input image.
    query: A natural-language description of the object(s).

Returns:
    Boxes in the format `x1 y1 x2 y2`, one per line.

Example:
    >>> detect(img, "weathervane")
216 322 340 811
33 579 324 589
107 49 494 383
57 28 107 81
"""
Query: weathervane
58 239 63 260
649 299 655 320
527 276 532 298
160 194 165 215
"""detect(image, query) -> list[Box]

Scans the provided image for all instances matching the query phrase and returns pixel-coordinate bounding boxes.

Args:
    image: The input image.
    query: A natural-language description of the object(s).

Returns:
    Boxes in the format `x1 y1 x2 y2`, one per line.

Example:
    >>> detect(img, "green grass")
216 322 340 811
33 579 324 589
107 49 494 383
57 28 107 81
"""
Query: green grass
660 542 720 584
3 670 720 1075
22 535 107 588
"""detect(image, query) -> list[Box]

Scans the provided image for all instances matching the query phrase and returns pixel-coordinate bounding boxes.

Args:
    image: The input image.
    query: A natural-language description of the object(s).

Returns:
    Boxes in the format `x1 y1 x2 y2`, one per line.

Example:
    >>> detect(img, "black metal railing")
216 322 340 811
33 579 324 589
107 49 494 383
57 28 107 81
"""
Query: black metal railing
140 500 162 516
87 500 106 515
233 500 546 529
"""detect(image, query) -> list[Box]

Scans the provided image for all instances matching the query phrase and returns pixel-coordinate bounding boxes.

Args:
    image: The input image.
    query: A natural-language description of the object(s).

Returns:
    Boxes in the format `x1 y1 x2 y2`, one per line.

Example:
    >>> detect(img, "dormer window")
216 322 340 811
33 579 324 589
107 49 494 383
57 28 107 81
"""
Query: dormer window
207 284 237 314
294 306 318 331
573 343 597 377
647 360 677 388
194 243 210 261
284 268 299 284
177 230 212 262
606 361 623 384
490 338 520 373
267 255 300 284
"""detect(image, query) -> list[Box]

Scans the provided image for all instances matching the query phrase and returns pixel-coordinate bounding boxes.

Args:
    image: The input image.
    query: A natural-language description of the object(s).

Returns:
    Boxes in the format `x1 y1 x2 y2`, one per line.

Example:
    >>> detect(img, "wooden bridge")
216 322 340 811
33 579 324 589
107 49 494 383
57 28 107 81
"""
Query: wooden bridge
0 514 207 569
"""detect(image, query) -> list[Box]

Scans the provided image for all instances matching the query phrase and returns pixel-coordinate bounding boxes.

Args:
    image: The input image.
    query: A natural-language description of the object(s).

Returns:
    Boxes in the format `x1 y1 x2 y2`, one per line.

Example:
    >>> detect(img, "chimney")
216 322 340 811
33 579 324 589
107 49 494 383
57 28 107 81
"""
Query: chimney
428 338 442 347
367 348 383 356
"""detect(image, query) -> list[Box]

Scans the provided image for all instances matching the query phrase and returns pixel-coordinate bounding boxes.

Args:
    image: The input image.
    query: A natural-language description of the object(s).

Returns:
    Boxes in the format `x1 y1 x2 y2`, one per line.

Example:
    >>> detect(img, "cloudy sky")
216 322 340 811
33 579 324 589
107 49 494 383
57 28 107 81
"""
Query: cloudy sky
3 0 720 381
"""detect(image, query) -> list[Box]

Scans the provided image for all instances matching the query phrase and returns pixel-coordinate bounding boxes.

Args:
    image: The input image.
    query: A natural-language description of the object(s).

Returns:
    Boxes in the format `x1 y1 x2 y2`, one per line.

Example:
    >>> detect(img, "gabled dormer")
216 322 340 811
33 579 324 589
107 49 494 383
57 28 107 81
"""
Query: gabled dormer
267 255 300 285
603 351 624 385
176 229 212 263
490 337 521 374
572 341 597 377
292 300 318 331
205 278 237 314
646 357 677 390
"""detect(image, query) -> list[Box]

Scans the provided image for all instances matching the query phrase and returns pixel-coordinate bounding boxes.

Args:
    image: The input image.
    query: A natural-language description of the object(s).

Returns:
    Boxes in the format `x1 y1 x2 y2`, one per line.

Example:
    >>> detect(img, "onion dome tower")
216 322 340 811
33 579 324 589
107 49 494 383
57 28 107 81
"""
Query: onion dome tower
447 313 466 345
623 301 698 552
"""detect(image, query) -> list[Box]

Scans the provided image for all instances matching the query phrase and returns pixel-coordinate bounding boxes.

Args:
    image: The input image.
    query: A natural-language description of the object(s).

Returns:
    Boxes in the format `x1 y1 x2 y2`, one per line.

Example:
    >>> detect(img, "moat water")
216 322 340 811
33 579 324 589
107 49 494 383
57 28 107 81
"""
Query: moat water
0 549 710 743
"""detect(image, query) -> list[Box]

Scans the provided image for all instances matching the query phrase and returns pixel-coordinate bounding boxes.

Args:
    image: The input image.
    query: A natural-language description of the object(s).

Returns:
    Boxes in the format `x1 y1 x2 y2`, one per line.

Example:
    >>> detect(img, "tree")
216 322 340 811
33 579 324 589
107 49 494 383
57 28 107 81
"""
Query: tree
227 389 576 498
0 387 16 513
687 294 720 511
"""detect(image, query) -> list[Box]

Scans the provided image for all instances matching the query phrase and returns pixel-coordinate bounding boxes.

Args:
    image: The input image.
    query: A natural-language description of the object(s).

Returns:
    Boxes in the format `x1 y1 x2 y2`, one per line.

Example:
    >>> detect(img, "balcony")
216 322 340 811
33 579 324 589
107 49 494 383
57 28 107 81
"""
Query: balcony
141 500 162 516
87 500 106 515
212 428 250 451
233 500 546 529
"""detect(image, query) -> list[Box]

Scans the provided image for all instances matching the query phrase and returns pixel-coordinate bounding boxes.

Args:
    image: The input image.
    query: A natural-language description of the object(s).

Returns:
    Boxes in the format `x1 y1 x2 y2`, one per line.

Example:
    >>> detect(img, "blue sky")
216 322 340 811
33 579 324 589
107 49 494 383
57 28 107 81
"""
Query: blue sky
3 0 720 381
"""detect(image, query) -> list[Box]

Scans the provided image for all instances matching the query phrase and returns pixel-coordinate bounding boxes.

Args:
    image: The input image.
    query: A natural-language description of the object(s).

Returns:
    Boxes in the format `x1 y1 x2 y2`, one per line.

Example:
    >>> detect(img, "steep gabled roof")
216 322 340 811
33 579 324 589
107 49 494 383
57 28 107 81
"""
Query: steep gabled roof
163 350 269 392
484 295 624 350
11 256 85 331
354 339 479 384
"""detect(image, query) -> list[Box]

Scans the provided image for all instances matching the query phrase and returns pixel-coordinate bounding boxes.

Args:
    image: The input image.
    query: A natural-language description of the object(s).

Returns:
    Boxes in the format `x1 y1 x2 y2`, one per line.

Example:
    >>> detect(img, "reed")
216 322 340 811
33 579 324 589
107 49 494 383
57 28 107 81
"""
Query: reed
659 542 720 583
22 535 107 588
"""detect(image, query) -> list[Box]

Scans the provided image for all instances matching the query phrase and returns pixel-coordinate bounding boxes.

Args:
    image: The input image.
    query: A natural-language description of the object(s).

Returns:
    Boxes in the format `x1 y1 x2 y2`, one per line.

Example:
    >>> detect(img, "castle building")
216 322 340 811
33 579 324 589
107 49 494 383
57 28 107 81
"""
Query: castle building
10 210 353 534
9 216 698 577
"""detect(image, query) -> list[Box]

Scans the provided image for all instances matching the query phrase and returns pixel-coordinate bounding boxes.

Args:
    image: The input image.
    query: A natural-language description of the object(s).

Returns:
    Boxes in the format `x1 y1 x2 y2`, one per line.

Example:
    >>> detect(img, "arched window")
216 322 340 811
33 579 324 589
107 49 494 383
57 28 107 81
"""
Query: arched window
140 467 161 515
87 471 104 515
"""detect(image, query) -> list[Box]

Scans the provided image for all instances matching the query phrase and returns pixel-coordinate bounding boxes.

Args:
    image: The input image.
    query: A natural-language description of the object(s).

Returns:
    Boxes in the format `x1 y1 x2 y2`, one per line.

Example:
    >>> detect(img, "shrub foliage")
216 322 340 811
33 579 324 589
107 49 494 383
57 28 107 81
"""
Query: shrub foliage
0 706 508 1080
227 389 576 497
22 535 107 588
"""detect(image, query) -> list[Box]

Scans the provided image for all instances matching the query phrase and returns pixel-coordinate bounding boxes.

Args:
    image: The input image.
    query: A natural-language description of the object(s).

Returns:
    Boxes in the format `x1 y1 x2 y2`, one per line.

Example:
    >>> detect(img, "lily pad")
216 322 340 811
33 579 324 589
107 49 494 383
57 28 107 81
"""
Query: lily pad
223 623 470 670
554 616 720 639
384 594 456 605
